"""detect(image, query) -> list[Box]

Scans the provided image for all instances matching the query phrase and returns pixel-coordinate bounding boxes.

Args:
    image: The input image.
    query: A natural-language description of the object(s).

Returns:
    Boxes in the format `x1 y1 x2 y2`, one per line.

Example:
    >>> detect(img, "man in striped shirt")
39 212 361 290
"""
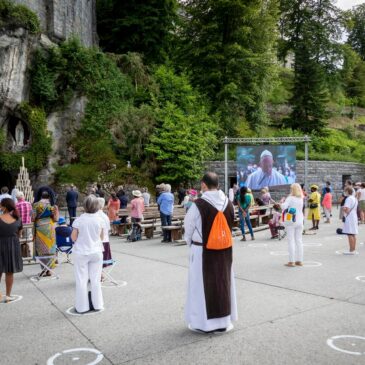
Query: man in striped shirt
15 191 32 224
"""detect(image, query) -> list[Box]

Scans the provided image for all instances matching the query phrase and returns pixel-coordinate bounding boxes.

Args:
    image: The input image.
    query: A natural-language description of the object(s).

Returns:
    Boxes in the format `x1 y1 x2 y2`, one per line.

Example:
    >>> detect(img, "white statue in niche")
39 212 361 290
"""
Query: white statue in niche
15 121 24 146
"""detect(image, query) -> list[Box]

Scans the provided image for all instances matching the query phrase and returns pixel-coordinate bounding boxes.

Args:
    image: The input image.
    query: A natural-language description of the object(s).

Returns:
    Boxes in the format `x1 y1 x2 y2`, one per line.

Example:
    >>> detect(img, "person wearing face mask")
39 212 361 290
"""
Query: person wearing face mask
246 150 287 190
341 186 359 255
307 185 321 230
0 198 23 302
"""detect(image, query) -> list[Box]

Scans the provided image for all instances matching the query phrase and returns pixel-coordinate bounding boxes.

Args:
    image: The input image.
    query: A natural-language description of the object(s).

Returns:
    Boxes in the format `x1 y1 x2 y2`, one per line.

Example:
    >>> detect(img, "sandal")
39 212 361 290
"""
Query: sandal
295 261 303 266
5 295 16 303
284 262 296 267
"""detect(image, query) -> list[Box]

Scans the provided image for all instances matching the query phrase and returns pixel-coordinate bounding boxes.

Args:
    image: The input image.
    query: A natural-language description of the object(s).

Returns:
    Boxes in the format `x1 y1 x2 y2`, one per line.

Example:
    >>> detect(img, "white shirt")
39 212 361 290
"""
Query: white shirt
246 168 287 190
0 193 12 203
357 188 365 201
142 192 150 207
96 210 110 243
343 195 358 235
72 213 104 255
281 196 304 227
184 190 228 245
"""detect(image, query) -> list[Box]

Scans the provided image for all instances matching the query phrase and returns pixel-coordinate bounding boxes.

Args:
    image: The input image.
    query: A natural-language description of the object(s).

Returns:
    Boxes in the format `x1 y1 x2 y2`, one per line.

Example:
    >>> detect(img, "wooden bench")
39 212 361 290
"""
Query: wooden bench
162 225 183 241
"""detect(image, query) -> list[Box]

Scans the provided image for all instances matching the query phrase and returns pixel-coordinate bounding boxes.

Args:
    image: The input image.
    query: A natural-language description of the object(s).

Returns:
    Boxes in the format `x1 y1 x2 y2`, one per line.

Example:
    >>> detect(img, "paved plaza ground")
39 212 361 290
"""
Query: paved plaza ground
1 213 365 365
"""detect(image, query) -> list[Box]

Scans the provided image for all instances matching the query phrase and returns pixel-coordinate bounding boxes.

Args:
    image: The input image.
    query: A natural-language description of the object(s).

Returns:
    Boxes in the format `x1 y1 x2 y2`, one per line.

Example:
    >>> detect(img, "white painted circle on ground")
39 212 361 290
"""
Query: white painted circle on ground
327 335 365 356
302 261 322 267
188 323 234 335
47 348 104 365
335 250 359 255
30 275 59 282
303 242 322 247
0 295 23 304
65 306 105 316
101 280 127 288
355 276 365 283
359 242 364 245
324 236 343 241
270 251 288 256
248 243 268 248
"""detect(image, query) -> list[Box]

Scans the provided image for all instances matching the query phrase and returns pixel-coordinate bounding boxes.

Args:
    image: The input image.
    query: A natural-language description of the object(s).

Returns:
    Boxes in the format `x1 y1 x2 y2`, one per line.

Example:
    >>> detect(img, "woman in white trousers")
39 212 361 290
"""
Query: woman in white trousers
281 183 304 267
71 195 104 313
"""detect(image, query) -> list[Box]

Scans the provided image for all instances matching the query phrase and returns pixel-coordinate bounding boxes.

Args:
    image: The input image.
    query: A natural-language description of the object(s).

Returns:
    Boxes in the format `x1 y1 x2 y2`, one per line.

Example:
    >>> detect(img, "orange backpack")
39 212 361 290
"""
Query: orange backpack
206 210 232 250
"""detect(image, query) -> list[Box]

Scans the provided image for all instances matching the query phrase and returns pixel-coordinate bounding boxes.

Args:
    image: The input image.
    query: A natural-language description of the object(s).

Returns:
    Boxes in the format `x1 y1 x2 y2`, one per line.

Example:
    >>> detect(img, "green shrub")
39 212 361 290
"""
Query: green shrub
0 0 40 33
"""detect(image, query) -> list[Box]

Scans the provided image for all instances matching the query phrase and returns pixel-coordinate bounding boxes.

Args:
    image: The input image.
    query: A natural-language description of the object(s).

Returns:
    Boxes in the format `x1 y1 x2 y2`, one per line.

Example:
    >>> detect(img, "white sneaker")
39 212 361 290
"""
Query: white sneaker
342 250 358 255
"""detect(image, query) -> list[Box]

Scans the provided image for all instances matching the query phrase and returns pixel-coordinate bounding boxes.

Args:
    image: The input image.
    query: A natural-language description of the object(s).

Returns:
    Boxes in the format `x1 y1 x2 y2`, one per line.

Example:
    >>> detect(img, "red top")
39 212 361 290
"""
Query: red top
321 193 332 209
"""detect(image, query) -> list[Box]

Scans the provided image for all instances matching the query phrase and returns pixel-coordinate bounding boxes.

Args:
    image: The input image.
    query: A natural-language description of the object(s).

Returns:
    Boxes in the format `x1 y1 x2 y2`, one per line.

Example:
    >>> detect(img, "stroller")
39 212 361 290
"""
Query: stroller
127 221 142 242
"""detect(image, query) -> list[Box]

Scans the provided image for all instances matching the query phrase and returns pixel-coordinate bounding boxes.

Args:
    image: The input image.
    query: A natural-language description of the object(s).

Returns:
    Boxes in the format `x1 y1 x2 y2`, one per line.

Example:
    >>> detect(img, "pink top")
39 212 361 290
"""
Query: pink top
272 211 281 226
321 193 332 209
131 197 145 219
16 199 32 224
108 199 120 221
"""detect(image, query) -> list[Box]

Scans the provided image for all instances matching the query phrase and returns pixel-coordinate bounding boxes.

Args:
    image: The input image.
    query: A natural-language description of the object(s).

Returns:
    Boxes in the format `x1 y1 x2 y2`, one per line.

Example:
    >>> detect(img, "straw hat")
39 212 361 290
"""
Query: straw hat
132 190 142 197
310 184 318 190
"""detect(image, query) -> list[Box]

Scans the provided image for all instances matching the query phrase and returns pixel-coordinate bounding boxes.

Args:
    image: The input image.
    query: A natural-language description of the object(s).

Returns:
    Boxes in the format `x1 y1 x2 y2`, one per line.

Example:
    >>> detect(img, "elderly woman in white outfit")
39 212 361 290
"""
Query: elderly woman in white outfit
281 183 304 267
342 186 358 255
71 195 104 313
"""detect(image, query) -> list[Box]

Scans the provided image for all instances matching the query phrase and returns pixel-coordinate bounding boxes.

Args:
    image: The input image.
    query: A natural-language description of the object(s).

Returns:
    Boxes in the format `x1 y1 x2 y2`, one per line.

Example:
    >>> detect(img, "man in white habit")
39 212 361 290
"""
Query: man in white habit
246 150 286 190
184 172 237 333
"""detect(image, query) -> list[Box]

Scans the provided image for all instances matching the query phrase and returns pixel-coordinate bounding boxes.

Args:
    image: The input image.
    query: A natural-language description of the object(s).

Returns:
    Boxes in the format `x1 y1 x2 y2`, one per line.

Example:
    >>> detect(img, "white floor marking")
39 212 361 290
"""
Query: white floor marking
47 348 103 365
65 306 105 316
327 335 365 356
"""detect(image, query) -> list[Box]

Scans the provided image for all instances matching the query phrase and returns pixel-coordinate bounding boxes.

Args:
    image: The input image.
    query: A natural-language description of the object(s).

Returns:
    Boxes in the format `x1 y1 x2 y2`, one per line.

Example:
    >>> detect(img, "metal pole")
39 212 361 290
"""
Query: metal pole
224 137 228 195
304 136 308 189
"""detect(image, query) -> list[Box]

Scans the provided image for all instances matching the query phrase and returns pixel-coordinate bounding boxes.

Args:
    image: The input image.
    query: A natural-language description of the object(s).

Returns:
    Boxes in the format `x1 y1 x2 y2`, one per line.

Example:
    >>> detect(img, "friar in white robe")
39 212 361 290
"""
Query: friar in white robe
184 172 237 333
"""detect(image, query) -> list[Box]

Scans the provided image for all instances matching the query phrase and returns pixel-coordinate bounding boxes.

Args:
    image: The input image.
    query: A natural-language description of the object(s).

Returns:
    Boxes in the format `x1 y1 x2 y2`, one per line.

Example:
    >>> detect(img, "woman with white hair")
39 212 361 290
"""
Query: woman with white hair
281 183 304 267
157 184 174 243
71 195 104 313
96 198 112 277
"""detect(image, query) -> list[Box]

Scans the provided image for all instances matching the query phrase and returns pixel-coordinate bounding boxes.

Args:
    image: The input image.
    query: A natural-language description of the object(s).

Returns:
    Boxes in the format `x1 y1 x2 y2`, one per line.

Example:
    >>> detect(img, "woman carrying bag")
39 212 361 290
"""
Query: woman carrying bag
281 183 304 267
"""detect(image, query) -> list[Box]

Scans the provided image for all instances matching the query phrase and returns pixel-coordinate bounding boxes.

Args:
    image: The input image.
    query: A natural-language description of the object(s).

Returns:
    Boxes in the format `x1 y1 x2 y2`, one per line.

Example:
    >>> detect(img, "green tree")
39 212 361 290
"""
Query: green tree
348 4 365 61
96 0 177 64
280 0 342 133
146 66 217 184
176 0 279 134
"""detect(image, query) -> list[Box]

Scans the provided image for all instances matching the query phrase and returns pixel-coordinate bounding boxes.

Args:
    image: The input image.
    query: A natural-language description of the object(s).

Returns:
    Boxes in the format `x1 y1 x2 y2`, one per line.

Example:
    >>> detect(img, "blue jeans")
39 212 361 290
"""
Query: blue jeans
160 213 172 241
239 209 254 237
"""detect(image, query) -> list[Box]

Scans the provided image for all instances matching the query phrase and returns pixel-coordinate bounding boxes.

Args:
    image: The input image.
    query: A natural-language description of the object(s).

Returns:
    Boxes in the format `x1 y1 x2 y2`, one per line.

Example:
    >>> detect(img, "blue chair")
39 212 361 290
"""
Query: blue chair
56 226 73 263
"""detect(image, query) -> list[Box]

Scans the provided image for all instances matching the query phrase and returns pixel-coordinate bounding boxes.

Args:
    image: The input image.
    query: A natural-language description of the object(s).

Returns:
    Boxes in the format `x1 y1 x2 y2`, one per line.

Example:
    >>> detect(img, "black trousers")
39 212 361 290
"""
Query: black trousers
68 206 77 225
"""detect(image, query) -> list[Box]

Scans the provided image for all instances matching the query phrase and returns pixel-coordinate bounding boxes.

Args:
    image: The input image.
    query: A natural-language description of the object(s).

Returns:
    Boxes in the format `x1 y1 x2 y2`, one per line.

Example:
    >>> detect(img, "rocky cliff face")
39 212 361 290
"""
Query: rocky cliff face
12 0 97 47
0 1 96 187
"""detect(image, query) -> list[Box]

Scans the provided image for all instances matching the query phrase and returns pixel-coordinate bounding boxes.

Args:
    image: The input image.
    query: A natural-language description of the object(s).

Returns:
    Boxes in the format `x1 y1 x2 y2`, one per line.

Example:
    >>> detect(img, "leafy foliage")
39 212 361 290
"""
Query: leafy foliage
0 0 40 33
96 0 177 64
175 0 279 134
146 66 218 184
347 4 365 61
280 0 342 133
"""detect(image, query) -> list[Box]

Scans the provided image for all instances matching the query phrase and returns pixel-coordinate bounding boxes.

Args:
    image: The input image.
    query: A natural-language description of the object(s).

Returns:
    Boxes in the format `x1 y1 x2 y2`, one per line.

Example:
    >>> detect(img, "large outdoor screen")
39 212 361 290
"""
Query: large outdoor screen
236 145 296 190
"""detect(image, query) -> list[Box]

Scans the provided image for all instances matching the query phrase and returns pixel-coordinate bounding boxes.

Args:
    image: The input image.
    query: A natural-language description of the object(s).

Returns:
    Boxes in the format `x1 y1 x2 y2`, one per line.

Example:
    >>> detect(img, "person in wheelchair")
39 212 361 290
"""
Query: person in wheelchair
268 204 282 239
55 217 73 259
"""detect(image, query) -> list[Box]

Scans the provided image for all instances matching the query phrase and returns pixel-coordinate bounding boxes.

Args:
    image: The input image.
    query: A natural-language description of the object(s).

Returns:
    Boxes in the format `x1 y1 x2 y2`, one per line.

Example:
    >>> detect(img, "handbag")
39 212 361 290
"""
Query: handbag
309 203 318 209
282 207 297 224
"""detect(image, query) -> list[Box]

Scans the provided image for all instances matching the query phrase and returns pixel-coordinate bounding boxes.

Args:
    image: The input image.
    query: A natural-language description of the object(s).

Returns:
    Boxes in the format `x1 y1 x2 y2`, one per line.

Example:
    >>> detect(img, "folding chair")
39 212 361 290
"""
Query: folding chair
101 259 118 286
56 232 73 264
32 255 60 281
